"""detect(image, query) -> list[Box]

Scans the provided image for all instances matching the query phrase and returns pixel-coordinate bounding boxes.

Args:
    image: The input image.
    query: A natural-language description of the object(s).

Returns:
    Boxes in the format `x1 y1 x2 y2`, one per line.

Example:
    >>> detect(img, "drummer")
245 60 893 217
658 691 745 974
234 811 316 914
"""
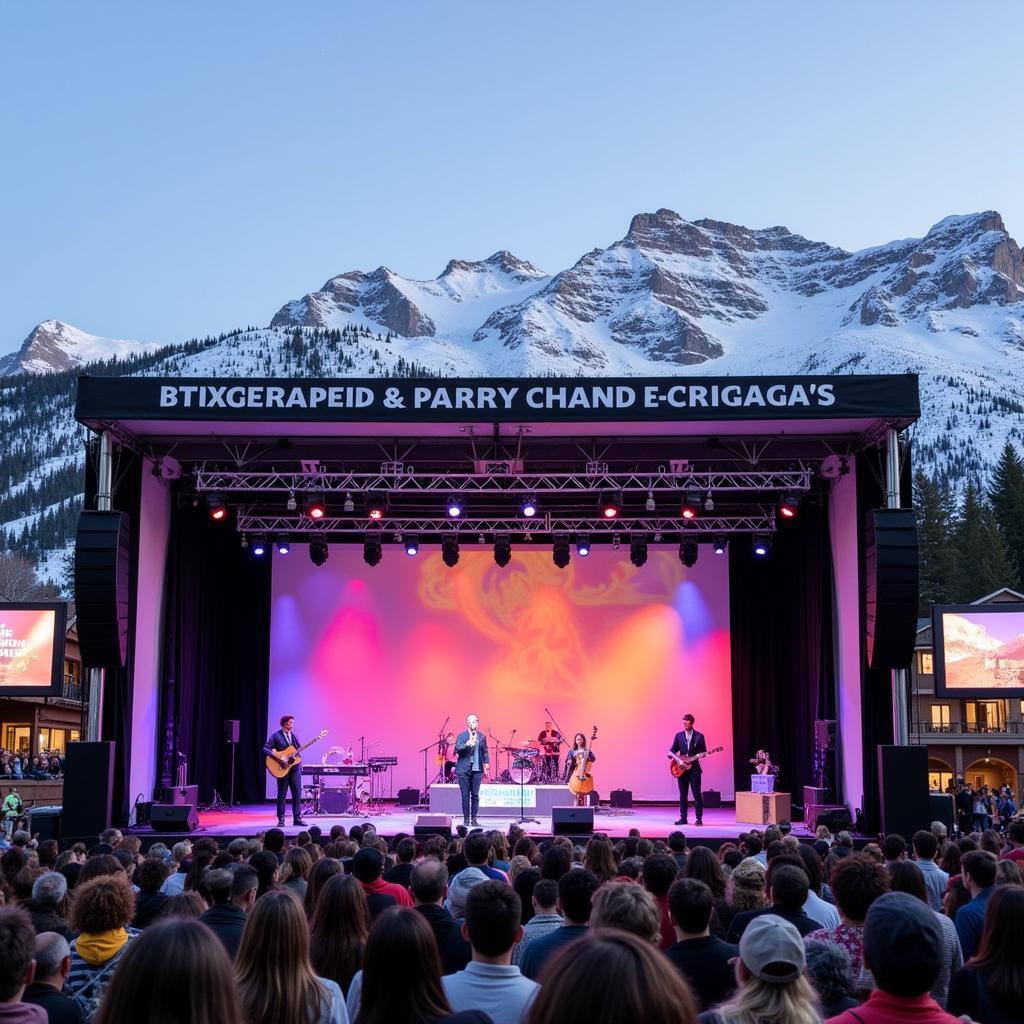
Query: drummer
538 721 562 780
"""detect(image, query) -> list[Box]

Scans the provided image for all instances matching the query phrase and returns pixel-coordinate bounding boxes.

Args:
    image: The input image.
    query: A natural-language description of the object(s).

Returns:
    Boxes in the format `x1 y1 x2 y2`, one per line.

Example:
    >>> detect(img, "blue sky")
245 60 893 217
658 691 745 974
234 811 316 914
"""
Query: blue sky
2 1 1022 353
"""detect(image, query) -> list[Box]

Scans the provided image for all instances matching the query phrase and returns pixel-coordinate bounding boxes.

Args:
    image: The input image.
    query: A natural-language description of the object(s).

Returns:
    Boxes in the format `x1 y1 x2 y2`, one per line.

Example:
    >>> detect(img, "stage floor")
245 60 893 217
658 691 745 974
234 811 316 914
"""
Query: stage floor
170 802 814 842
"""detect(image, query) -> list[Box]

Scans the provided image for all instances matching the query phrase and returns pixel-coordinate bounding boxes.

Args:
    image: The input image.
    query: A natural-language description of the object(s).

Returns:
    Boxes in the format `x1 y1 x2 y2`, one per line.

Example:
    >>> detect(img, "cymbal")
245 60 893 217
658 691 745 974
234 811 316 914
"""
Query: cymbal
507 746 541 756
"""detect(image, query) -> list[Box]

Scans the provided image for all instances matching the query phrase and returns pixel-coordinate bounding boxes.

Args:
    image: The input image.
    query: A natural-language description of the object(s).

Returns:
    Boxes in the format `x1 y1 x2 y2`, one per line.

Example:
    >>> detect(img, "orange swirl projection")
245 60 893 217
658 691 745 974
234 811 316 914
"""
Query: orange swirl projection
269 547 734 799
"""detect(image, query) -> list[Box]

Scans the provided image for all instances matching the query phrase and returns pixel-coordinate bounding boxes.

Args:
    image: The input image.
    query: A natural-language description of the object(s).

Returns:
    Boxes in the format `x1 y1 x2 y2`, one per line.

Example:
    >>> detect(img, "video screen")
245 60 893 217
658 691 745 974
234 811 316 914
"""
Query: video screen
932 604 1024 697
0 603 67 697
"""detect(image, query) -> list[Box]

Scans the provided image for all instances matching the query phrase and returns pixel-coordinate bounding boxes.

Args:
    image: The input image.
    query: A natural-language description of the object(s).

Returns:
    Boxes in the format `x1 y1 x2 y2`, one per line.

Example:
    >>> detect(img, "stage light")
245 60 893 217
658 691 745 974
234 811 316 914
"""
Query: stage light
712 534 727 555
679 538 698 567
630 535 648 568
251 537 267 557
446 496 464 518
645 490 656 512
576 535 591 557
363 537 383 566
520 496 538 518
779 494 800 519
704 492 715 512
493 539 512 567
206 494 227 521
366 492 388 520
343 492 355 514
681 490 702 521
304 491 327 520
598 491 622 519
275 534 290 556
286 491 297 512
612 533 620 551
442 536 460 567
404 535 419 556
240 534 249 550
309 539 329 566
552 537 571 569
753 534 771 557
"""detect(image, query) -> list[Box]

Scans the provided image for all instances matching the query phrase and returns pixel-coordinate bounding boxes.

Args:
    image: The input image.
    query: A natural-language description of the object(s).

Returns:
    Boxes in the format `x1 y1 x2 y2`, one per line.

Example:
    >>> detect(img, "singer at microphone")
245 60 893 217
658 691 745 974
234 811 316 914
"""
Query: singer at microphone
454 713 489 826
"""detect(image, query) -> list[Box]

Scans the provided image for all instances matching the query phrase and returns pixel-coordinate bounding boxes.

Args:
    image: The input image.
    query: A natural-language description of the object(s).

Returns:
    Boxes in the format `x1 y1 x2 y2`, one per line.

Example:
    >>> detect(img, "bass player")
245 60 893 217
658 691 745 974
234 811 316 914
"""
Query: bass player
670 713 706 826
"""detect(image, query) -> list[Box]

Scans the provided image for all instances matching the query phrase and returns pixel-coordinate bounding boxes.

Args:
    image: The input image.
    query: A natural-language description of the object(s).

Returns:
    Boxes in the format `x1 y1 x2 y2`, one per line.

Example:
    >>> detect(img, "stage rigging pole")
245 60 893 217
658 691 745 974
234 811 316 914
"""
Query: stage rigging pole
86 429 113 743
885 427 910 747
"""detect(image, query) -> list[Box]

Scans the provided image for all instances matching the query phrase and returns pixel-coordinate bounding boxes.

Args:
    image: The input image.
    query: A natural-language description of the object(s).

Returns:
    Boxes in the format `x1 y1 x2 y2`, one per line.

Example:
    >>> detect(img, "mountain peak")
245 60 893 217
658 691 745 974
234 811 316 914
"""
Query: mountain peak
440 250 545 281
0 320 160 375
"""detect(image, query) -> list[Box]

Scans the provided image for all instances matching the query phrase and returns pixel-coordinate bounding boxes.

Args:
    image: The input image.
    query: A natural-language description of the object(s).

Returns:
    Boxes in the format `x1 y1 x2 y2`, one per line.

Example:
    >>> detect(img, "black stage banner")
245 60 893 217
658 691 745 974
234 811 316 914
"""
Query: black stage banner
76 374 919 424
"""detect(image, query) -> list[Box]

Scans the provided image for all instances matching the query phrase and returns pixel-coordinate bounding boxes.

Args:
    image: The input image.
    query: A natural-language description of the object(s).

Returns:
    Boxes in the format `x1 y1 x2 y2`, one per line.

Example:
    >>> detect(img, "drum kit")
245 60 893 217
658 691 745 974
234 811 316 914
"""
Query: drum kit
499 744 561 785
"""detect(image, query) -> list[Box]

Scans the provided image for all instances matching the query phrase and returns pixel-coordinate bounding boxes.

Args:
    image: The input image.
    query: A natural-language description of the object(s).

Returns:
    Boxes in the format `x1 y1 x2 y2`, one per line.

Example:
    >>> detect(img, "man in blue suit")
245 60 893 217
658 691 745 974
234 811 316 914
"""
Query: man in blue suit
670 713 707 826
262 714 308 827
454 713 490 826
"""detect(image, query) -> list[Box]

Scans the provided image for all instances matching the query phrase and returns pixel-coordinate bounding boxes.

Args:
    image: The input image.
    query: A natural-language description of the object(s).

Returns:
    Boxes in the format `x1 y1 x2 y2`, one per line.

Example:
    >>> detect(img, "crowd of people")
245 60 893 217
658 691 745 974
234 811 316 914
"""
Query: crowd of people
1 750 65 782
0 817 1021 1023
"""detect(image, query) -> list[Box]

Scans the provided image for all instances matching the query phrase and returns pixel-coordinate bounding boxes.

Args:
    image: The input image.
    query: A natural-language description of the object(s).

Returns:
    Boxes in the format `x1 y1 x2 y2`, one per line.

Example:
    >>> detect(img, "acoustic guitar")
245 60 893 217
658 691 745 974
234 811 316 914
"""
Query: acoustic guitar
266 729 328 779
668 745 723 777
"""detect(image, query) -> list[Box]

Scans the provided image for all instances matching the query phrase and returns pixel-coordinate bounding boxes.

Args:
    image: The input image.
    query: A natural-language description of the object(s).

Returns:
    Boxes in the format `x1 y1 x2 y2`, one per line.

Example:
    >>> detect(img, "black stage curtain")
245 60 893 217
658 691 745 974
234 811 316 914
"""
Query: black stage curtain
729 502 834 804
159 501 272 805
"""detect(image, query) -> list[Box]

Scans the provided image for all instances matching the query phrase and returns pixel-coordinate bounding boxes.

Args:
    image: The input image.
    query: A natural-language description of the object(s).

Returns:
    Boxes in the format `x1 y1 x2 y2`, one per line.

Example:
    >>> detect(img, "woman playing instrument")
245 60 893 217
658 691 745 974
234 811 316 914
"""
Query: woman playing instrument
564 731 597 807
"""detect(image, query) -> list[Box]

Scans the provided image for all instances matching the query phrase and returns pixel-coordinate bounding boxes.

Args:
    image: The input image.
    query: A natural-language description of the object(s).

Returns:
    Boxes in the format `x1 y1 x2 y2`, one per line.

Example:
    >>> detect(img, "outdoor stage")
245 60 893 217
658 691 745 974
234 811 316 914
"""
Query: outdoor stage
136 801 815 843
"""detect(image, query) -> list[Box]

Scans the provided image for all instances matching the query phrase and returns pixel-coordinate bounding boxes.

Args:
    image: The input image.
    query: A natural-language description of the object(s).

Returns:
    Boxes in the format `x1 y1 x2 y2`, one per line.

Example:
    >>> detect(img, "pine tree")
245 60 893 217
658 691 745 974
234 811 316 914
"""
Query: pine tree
988 440 1024 589
914 470 957 612
953 483 1016 601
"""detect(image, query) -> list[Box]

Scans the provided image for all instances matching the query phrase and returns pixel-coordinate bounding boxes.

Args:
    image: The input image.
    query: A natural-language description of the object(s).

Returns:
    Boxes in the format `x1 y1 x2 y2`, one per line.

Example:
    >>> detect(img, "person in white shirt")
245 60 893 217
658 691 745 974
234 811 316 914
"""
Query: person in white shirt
911 829 949 913
443 880 538 1024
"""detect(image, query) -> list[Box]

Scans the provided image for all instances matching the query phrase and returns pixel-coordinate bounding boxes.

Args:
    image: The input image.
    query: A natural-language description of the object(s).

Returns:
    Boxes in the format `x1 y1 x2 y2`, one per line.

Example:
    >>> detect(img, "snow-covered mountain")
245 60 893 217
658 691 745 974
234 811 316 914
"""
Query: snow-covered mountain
941 614 1006 662
0 320 162 375
3 208 1024 587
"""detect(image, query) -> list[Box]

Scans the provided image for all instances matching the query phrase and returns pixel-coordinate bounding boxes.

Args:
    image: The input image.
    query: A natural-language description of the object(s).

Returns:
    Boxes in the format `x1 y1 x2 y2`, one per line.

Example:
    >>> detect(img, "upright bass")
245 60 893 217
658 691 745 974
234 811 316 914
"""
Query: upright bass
568 726 597 805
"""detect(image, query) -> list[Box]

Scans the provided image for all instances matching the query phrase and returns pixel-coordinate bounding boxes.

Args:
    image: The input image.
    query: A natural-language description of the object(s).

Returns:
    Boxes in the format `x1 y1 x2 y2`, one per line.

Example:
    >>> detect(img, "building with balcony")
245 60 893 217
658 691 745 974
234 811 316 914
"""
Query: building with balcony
0 607 84 758
911 587 1024 795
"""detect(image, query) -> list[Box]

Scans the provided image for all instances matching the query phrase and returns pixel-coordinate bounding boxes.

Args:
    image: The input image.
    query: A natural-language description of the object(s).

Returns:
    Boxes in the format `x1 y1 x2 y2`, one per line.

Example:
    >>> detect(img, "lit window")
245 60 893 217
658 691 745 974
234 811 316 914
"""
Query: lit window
918 651 934 675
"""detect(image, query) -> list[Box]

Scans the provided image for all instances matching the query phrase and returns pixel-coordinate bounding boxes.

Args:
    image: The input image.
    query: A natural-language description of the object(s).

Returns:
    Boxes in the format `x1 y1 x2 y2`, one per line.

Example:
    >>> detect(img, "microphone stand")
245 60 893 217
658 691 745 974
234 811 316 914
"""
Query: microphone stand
510 727 539 826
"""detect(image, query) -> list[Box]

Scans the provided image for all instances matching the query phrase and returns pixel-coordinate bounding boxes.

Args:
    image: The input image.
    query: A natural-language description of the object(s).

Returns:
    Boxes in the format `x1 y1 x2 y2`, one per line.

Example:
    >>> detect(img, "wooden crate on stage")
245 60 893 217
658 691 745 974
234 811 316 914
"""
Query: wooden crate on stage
735 790 791 825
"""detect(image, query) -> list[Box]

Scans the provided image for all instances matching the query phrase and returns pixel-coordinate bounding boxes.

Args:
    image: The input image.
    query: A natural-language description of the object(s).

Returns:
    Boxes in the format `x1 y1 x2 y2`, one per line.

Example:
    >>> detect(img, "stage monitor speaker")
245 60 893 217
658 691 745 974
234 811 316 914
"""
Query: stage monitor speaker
929 793 955 836
74 510 131 668
814 807 853 833
552 806 594 836
224 720 240 744
610 789 632 808
702 789 722 809
414 814 452 838
865 509 919 670
135 801 153 826
397 788 420 806
878 745 930 839
150 804 199 832
320 789 351 814
28 806 62 843
61 742 115 839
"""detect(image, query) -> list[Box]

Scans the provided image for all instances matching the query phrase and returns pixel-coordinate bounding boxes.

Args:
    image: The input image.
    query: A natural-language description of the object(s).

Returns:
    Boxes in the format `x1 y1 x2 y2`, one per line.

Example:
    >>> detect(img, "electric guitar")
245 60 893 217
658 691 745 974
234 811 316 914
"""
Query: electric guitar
266 729 328 779
668 745 723 777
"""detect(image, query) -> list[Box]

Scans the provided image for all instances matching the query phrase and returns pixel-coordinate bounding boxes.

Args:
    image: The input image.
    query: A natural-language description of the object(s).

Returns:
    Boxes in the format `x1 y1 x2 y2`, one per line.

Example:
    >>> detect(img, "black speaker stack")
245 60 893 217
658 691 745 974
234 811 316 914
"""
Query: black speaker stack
864 509 919 670
74 511 131 668
877 745 931 839
551 806 594 837
150 804 200 832
61 742 115 839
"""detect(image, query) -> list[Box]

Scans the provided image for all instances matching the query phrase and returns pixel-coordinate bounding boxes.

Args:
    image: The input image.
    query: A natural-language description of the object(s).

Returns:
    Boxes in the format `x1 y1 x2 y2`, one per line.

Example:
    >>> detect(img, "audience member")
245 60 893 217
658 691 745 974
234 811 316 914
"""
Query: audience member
803 939 857 1018
305 858 343 918
911 830 949 912
23 873 71 938
880 834 906 872
262 829 286 860
722 858 767 927
947 883 1024 1024
538 847 571 882
78 856 121 886
828 892 961 1024
447 868 489 922
806 854 889 977
442 882 537 1024
346 906 490 1024
589 880 661 945
382 838 416 888
310 874 369 997
0 907 47 1024
248 850 280 898
642 853 680 949
66 874 139 1016
582 837 617 884
281 847 312 901
699 915 818 1024
513 878 560 966
953 849 997 961
411 860 472 975
156 892 205 918
511 867 540 926
351 849 412 918
795 844 839 929
518 870 600 981
22 930 81 1024
668 831 688 870
664 878 738 1011
199 865 257 960
525 929 696 1024
489 832 510 874
92 918 242 1024
131 859 168 929
1001 818 1024 862
888 861 962 1007
995 858 1022 886
725 863 816 942
236 890 346 1024
461 833 506 883
160 842 191 896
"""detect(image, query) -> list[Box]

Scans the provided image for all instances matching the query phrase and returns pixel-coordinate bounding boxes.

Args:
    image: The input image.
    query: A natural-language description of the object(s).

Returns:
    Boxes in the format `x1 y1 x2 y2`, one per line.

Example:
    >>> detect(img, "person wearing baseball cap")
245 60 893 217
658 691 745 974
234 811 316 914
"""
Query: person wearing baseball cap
826 891 961 1024
699 915 819 1024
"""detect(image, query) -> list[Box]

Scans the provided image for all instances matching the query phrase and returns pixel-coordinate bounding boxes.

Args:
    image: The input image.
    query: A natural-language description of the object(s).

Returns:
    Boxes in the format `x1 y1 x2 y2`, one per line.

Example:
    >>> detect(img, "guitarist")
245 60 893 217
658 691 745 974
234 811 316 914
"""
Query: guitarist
263 714 308 828
670 713 706 827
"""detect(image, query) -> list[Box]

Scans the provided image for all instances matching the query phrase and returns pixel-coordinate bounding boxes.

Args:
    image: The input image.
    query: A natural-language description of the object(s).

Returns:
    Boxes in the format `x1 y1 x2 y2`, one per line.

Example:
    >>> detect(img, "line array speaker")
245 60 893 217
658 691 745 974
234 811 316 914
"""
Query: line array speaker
74 510 131 668
61 742 115 838
877 745 930 839
864 509 919 670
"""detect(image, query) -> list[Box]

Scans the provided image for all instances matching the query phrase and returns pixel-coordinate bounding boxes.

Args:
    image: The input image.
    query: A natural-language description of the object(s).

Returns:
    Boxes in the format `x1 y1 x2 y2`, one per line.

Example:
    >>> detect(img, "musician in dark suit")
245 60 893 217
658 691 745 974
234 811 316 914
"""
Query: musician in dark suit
453 713 489 826
670 713 706 826
262 714 308 827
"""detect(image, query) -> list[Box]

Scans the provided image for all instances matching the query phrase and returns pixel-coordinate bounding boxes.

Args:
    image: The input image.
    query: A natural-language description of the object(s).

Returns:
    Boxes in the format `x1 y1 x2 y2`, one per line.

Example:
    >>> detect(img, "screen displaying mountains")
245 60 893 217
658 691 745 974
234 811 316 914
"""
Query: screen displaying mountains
939 609 1024 689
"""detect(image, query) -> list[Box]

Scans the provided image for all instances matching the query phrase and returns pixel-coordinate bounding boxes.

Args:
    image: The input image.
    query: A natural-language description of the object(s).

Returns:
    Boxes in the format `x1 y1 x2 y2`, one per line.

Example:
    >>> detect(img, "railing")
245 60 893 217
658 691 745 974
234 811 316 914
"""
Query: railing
923 721 1022 735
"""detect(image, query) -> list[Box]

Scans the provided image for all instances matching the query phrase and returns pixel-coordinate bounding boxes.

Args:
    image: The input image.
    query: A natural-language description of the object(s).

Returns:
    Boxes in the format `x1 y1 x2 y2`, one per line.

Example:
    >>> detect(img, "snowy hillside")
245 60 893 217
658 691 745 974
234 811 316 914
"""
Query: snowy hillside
3 208 1024 587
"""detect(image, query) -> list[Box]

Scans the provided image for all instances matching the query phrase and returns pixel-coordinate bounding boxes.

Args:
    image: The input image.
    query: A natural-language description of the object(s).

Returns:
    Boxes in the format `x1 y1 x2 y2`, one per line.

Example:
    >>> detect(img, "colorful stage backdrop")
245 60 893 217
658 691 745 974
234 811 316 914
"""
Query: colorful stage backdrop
268 547 734 801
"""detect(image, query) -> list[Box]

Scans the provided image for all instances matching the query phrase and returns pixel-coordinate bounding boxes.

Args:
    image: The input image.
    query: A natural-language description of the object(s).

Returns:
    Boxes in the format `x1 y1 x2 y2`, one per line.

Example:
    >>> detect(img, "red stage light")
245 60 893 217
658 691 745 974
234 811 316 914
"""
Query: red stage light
206 494 227 521
680 490 701 520
680 505 697 521
366 492 388 520
598 492 622 519
779 494 800 519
